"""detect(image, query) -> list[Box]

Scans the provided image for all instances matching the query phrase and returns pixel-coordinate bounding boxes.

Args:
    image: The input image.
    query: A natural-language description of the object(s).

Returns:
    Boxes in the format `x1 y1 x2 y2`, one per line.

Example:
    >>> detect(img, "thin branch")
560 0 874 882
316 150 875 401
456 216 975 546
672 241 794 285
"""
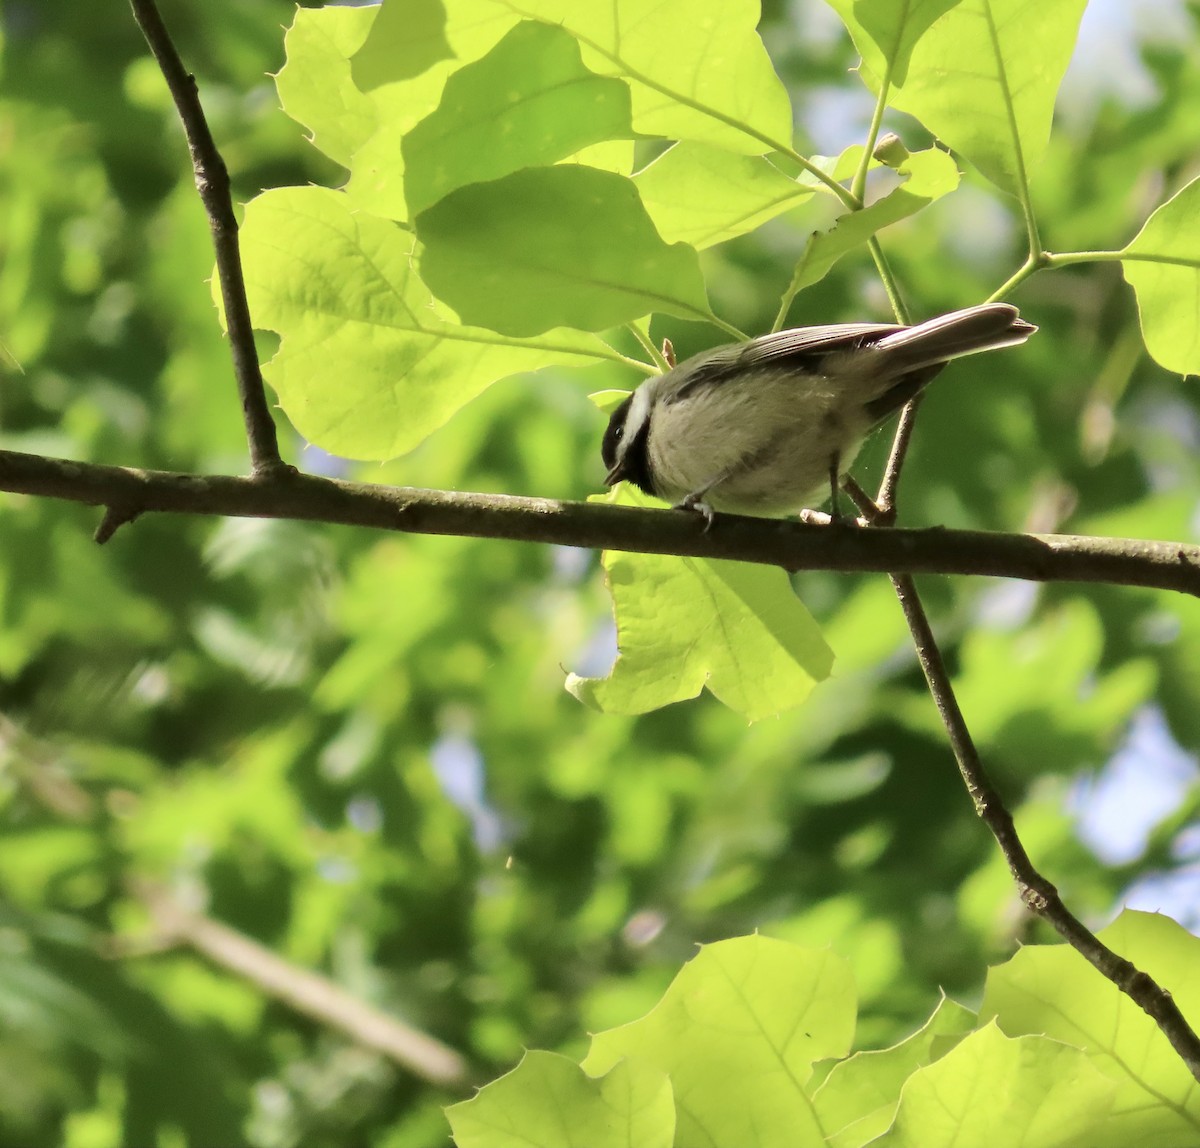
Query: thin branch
890 573 1200 1082
128 0 287 477
136 885 470 1088
2 447 1200 595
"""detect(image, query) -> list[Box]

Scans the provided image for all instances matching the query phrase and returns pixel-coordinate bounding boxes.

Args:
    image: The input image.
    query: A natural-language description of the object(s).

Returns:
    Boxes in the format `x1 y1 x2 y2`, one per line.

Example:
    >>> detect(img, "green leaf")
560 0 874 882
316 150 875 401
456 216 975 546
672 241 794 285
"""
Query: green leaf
857 0 1087 197
874 1023 1115 1147
824 0 962 85
981 910 1200 1147
350 0 453 90
1121 176 1200 375
814 996 976 1148
343 0 518 220
236 185 617 460
415 165 712 337
506 0 793 153
446 1051 675 1148
633 143 816 250
784 147 960 297
582 935 855 1148
274 4 380 169
403 21 633 217
566 488 833 721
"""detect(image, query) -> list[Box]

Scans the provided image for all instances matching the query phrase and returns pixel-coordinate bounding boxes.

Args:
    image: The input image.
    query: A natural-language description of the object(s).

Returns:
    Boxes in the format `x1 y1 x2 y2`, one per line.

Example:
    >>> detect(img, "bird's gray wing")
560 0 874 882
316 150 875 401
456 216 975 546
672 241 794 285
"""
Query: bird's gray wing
670 323 907 398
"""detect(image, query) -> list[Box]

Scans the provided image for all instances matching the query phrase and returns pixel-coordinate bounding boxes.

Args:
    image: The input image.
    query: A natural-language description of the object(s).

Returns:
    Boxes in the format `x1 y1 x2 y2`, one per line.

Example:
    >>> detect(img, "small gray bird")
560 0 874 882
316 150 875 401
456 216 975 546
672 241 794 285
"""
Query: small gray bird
601 303 1036 522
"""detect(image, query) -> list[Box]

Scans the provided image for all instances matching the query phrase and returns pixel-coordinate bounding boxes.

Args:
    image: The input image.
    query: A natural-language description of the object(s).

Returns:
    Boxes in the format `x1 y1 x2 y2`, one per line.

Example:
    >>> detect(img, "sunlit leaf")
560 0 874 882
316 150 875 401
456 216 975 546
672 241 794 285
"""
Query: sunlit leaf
815 996 976 1148
447 1052 675 1148
873 1023 1115 1147
566 491 833 720
275 5 379 168
235 185 618 459
1122 176 1200 375
823 0 962 84
981 910 1200 1148
854 0 1087 197
582 935 855 1148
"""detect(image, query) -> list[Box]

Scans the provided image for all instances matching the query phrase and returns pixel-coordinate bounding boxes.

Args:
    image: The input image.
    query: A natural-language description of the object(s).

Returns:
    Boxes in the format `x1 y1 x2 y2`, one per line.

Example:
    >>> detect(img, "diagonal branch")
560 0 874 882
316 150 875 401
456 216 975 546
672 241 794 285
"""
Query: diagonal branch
890 573 1200 1081
128 0 287 477
2 447 1200 595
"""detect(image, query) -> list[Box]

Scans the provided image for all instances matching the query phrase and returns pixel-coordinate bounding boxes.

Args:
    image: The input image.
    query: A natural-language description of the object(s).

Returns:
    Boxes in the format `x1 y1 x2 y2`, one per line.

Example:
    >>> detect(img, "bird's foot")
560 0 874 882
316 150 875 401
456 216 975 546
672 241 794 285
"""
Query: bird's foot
674 492 716 531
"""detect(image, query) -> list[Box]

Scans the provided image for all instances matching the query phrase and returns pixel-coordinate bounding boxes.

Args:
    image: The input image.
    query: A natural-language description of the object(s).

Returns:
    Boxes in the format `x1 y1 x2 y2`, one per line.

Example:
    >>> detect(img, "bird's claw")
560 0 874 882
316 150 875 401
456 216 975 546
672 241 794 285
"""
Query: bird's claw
675 493 716 532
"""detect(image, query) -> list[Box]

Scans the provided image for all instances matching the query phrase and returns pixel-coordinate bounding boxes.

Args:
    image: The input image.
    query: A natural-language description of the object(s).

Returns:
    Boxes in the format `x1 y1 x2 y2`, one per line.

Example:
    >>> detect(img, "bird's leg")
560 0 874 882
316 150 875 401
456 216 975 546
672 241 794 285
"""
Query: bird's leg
827 453 844 521
675 489 716 531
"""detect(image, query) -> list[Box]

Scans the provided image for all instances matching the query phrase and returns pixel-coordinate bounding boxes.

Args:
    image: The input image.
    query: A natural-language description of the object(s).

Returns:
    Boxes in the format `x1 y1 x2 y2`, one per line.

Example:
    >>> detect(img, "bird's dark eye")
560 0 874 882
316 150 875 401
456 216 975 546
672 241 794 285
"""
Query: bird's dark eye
614 426 624 441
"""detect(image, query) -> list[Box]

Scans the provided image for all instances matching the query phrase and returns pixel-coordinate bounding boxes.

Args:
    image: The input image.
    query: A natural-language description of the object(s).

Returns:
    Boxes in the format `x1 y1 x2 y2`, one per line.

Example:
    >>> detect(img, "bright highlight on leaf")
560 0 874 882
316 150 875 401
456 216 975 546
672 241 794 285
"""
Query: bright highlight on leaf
275 5 379 169
875 1024 1116 1147
565 491 834 720
402 21 634 217
981 910 1200 1147
582 935 855 1148
235 186 618 460
1122 175 1200 376
415 166 713 338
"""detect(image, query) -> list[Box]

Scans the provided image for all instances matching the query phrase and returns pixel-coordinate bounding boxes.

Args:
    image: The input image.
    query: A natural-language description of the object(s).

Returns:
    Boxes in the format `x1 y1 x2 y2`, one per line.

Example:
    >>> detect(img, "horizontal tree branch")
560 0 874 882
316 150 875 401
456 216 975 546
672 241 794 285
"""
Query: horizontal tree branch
2 446 1198 594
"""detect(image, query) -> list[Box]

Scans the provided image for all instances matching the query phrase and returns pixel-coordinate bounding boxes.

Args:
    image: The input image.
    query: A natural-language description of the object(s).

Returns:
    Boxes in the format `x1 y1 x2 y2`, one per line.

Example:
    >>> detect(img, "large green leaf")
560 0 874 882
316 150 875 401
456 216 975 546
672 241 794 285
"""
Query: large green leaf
447 1052 675 1148
235 185 618 460
823 0 962 84
275 5 379 169
565 491 834 720
1121 176 1200 375
415 165 712 337
851 0 1087 197
814 996 976 1148
403 21 633 217
350 0 453 90
981 910 1200 1147
874 1024 1115 1147
499 0 793 153
582 936 855 1148
633 144 821 250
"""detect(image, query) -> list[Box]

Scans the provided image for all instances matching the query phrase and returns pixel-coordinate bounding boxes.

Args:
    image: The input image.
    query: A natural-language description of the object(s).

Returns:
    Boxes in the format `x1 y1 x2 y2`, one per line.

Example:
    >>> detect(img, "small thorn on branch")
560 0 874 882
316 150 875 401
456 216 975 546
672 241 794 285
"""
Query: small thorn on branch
94 504 142 544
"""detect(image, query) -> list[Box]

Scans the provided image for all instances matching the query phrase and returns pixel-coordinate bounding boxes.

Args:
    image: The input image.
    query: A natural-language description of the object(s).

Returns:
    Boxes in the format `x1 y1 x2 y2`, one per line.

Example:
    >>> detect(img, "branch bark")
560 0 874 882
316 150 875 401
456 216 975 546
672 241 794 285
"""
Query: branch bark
2 447 1199 594
128 0 287 476
891 574 1200 1081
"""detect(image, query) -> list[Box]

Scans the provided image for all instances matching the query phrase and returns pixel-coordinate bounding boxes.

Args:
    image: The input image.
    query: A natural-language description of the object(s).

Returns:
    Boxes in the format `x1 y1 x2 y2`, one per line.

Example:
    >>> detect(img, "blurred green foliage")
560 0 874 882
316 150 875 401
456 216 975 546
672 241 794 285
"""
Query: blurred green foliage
2 1 1200 1145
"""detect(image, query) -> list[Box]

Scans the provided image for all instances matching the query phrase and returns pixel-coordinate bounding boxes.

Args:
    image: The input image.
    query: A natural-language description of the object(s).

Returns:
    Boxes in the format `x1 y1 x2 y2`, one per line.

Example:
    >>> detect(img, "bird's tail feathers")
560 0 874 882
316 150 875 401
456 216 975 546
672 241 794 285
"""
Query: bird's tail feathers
874 303 1036 375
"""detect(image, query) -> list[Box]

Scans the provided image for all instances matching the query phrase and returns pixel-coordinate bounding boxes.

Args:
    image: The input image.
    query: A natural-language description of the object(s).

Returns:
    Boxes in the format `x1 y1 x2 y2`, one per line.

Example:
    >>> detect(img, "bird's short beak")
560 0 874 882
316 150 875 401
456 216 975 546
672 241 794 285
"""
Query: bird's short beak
604 461 626 487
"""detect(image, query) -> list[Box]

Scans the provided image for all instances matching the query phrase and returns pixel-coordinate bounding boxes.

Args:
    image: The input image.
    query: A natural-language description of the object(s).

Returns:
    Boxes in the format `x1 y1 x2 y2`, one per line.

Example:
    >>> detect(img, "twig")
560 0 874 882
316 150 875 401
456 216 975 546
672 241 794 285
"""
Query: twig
890 573 1200 1081
128 0 287 477
136 885 470 1088
3 448 1200 595
874 395 922 519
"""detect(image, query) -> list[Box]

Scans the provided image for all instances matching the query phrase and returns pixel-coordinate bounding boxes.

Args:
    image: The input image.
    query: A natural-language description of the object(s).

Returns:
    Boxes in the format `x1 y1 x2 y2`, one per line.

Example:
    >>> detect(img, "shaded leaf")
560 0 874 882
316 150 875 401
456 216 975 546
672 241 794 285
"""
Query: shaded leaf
403 21 633 217
824 0 962 85
415 166 712 337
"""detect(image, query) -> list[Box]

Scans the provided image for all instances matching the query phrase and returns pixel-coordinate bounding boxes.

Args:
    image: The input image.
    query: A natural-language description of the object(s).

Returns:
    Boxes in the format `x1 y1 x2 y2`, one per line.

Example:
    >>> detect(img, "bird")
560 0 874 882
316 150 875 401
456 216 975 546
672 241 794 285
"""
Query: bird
601 303 1036 523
